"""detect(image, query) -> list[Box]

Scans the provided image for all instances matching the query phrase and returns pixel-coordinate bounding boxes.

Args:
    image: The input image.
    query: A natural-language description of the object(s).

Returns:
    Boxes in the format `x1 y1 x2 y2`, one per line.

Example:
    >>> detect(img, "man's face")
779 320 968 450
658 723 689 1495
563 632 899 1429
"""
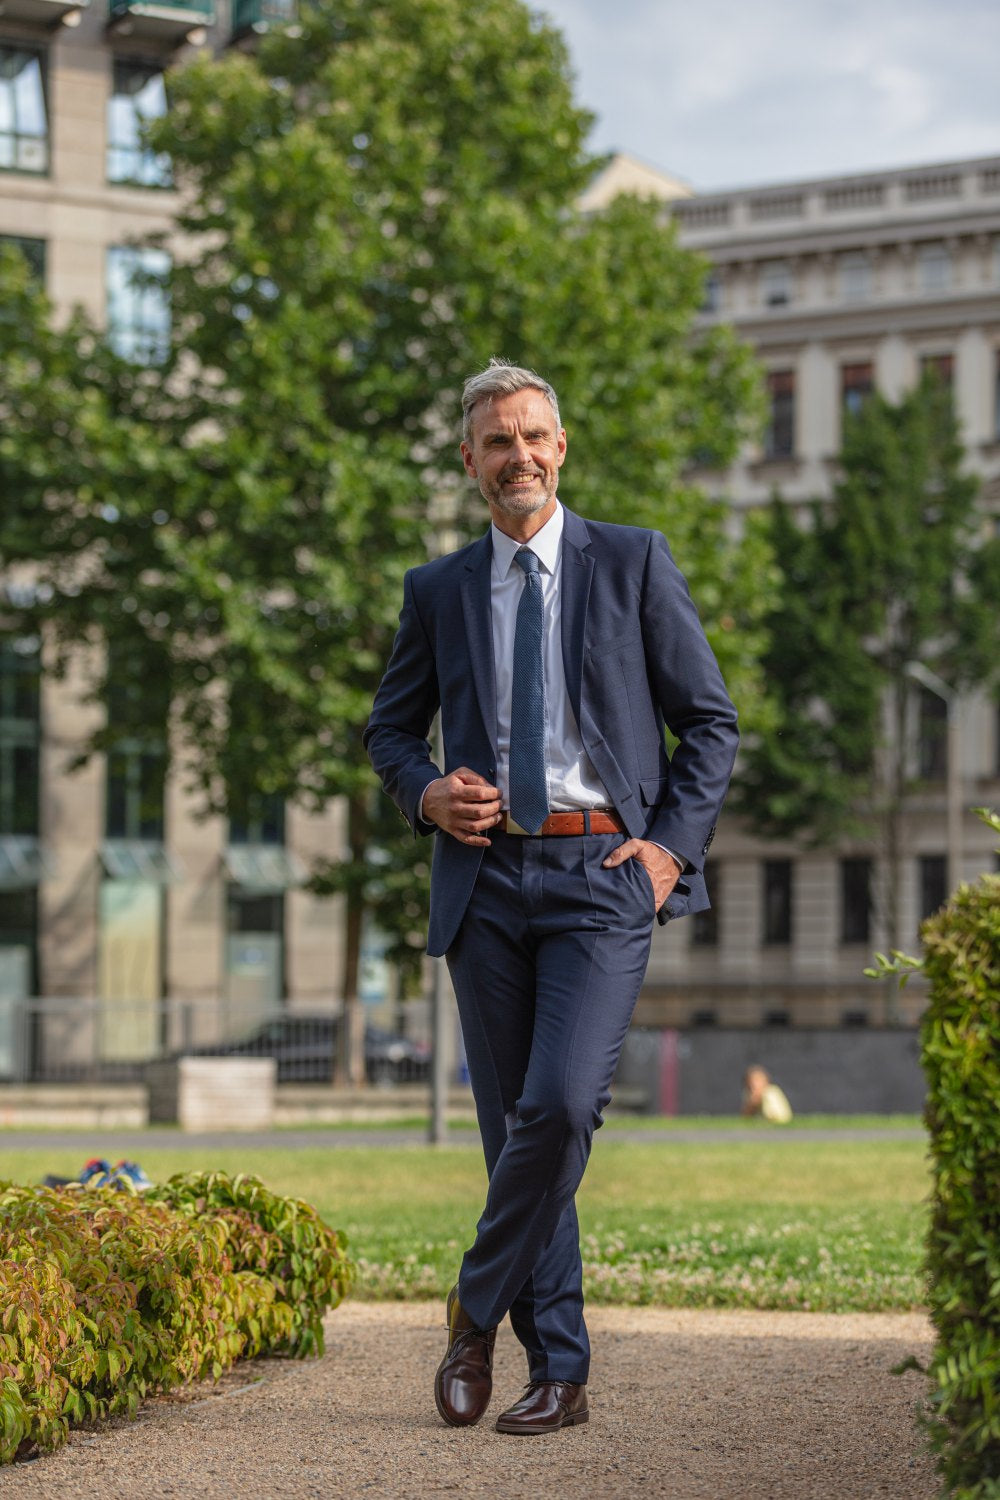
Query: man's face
460 388 567 530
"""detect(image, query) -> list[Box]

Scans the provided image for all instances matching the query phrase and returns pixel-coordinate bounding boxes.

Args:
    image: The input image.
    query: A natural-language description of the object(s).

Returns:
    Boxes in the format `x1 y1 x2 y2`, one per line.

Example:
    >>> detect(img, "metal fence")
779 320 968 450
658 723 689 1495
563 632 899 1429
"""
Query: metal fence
0 996 432 1088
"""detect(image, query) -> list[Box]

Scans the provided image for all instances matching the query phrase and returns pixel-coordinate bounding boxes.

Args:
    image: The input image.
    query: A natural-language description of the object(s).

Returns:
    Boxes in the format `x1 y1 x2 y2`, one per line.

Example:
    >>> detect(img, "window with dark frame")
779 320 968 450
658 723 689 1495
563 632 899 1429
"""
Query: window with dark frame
0 46 48 175
104 643 169 842
917 687 948 780
0 235 45 282
841 362 874 419
228 792 286 847
840 857 872 944
691 862 719 946
107 60 171 187
762 859 792 945
764 370 795 459
920 352 954 388
0 641 41 838
106 245 171 364
919 855 948 923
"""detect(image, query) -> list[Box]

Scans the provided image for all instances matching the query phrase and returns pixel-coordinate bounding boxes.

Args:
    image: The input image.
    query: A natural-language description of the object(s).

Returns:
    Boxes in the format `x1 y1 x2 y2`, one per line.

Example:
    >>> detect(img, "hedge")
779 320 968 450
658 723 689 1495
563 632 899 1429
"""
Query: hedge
0 1170 353 1463
919 839 1000 1500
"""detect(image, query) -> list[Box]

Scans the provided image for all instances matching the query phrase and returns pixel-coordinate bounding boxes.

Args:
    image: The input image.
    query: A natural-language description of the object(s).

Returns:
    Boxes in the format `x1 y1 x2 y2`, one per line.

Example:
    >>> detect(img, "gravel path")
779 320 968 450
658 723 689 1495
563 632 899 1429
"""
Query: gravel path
3 1304 936 1500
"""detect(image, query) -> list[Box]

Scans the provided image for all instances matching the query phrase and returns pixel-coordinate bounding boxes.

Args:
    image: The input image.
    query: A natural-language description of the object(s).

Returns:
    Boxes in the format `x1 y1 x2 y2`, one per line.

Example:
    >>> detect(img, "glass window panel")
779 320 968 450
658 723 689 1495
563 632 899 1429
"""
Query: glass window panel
0 47 48 176
0 236 45 281
840 857 872 944
108 61 171 187
919 855 947 922
762 859 792 945
765 370 795 459
839 253 870 303
106 246 171 363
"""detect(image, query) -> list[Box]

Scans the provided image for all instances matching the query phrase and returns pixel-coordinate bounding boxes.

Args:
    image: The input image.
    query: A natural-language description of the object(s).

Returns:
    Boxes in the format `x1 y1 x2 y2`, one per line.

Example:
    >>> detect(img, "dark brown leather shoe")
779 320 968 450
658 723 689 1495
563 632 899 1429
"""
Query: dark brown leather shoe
434 1285 496 1427
495 1381 589 1434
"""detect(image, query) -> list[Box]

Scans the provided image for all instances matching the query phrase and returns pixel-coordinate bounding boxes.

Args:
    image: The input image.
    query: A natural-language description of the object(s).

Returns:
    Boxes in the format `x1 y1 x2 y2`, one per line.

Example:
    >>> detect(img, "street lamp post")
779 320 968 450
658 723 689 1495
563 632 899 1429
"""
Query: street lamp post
426 487 462 1146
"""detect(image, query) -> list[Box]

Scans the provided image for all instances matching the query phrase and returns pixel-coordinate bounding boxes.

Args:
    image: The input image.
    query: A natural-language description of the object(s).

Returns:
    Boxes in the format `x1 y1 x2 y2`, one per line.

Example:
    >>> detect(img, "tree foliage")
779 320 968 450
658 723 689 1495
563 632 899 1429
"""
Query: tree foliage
734 377 1000 876
1 0 766 1035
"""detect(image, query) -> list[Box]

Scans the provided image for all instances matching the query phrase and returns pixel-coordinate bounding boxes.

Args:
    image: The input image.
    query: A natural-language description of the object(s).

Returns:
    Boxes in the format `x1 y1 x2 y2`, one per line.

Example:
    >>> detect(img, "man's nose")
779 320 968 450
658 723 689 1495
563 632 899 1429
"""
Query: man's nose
509 434 531 464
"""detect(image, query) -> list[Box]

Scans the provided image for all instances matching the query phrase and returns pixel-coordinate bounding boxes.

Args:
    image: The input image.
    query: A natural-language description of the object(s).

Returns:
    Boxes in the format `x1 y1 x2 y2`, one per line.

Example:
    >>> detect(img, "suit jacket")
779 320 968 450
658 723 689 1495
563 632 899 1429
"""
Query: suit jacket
364 506 739 957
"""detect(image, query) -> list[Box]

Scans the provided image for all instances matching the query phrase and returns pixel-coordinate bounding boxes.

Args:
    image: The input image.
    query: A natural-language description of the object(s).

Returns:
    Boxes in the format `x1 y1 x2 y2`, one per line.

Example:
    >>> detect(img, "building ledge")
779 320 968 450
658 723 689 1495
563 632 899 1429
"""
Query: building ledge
0 0 88 26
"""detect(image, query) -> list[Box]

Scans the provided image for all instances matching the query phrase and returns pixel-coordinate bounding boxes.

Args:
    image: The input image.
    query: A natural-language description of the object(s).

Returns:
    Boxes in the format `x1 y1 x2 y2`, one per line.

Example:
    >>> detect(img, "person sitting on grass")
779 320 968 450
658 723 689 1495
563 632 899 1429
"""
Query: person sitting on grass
741 1065 793 1123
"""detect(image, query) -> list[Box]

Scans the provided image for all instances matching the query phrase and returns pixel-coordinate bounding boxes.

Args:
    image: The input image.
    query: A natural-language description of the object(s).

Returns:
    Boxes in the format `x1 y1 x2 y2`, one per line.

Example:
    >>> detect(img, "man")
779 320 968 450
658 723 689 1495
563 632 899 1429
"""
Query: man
364 360 738 1434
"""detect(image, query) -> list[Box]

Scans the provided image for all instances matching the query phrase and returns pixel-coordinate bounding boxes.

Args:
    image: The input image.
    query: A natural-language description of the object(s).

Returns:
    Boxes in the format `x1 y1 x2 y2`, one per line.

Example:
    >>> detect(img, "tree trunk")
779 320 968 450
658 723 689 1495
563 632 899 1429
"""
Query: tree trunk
334 790 369 1087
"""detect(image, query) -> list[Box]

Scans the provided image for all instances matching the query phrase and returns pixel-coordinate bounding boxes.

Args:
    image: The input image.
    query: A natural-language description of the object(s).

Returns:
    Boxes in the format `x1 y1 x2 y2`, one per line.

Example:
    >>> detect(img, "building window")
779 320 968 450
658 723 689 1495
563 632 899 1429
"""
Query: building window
0 641 40 838
225 889 285 1008
840 857 872 944
917 687 948 780
104 644 169 842
762 859 792 945
229 792 285 846
0 235 45 282
920 352 954 389
691 862 720 946
919 855 948 923
764 370 795 459
919 244 951 294
107 61 171 188
839 252 870 303
761 261 791 307
106 246 171 363
841 362 874 419
0 46 48 175
701 269 721 314
0 887 38 1004
993 350 1000 441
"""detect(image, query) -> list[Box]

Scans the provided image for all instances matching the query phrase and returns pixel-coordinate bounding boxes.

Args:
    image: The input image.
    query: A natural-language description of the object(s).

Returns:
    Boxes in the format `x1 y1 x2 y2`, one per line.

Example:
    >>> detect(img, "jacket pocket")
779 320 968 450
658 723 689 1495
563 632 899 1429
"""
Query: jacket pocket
639 776 669 807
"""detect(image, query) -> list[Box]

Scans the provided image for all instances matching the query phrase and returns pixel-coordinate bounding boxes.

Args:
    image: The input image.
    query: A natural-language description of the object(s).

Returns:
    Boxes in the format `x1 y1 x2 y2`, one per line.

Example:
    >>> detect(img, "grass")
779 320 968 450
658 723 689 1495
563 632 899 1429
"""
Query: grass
0 1127 930 1313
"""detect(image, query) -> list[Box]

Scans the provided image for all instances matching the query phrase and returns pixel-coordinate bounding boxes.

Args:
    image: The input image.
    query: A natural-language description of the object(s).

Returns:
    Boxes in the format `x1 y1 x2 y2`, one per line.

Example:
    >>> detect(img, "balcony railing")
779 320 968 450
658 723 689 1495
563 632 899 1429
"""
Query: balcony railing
107 0 214 46
1 0 89 27
231 0 296 40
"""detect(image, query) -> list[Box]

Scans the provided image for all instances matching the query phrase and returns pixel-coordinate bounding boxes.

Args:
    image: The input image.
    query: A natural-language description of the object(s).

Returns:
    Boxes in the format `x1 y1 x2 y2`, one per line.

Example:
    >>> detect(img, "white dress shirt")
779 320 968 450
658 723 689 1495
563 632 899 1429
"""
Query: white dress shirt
490 502 609 812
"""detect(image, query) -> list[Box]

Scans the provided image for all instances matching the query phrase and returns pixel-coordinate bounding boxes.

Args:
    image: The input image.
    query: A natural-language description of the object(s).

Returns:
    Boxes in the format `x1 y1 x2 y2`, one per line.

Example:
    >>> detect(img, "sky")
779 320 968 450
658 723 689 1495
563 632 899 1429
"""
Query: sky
536 0 1000 192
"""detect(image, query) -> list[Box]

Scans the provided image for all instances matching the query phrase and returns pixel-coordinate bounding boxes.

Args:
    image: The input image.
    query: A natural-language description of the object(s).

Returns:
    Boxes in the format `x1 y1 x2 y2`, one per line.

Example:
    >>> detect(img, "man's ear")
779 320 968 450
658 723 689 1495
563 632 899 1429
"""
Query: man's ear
460 441 478 479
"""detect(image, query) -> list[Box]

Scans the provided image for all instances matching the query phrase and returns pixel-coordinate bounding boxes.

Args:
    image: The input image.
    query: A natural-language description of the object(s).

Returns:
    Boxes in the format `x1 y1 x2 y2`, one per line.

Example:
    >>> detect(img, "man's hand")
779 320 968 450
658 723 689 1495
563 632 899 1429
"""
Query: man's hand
422 768 502 846
602 839 681 910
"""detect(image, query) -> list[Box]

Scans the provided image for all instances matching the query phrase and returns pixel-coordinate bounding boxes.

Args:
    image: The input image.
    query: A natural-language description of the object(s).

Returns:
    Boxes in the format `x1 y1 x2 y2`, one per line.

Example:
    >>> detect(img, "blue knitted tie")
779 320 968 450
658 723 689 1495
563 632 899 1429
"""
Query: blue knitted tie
509 548 549 834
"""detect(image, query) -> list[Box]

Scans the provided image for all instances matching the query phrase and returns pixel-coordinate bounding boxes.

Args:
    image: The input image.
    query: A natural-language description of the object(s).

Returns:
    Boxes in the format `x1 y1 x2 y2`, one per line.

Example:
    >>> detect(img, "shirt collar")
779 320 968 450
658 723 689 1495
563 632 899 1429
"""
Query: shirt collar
491 500 563 580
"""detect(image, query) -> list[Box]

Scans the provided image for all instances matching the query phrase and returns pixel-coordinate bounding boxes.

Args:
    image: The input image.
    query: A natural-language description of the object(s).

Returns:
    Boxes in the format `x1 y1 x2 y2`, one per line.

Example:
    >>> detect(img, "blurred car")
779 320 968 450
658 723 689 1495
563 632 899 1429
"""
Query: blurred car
186 1016 430 1086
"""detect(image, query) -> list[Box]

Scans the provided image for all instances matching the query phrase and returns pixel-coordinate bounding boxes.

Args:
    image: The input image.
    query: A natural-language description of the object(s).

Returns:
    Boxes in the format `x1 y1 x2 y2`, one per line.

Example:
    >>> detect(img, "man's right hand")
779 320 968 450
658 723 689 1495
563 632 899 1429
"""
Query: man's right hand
422 768 502 846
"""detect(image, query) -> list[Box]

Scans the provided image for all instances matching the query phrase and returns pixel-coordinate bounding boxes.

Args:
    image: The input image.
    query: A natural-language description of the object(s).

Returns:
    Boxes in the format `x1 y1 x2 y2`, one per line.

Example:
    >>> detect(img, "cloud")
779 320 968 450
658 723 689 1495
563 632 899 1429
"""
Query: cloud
537 0 1000 187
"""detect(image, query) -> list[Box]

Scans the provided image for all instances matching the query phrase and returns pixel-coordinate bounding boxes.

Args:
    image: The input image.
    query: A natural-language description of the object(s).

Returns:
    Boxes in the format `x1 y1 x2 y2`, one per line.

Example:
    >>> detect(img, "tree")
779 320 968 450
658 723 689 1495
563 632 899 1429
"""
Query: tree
733 374 1000 957
1 0 766 1081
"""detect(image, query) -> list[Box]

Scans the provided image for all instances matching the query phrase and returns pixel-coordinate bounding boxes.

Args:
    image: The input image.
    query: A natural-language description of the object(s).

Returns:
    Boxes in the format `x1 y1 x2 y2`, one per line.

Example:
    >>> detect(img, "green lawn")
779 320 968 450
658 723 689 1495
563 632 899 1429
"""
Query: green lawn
0 1132 929 1312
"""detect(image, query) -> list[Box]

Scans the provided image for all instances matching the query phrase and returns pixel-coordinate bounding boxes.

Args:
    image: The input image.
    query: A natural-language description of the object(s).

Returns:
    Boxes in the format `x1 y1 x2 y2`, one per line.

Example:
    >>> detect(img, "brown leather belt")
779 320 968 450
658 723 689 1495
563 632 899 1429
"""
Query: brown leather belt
498 810 625 837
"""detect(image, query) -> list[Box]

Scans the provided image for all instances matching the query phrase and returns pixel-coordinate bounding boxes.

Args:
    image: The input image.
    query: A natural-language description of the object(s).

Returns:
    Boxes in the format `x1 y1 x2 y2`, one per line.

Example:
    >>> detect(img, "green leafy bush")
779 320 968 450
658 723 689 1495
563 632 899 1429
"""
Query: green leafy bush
0 1170 353 1463
920 845 1000 1500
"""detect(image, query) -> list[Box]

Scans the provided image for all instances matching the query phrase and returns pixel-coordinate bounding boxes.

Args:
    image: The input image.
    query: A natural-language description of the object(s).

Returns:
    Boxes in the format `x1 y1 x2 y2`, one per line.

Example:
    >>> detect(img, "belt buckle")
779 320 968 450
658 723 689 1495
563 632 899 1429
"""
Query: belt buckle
504 813 534 836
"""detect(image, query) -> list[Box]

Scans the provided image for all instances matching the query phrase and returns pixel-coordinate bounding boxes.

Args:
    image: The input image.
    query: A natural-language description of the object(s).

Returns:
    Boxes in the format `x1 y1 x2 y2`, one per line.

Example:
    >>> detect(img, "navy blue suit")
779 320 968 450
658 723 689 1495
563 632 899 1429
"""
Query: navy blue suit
365 505 738 1380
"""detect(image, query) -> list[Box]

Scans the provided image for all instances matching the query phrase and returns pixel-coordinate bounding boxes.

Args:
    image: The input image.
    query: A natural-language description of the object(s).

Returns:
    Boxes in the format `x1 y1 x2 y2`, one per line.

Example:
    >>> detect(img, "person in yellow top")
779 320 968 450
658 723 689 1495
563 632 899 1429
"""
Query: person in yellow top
741 1065 793 1123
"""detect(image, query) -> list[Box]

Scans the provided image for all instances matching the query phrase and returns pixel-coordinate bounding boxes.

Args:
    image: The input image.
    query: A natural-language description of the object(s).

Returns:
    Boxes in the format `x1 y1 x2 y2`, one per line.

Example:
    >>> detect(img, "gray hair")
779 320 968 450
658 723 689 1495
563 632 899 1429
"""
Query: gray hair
461 358 561 443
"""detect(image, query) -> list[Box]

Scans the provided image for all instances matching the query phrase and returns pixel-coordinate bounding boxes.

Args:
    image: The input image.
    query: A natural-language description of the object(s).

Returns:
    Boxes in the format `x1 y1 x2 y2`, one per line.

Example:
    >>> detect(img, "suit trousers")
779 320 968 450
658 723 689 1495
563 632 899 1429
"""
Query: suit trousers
446 829 655 1384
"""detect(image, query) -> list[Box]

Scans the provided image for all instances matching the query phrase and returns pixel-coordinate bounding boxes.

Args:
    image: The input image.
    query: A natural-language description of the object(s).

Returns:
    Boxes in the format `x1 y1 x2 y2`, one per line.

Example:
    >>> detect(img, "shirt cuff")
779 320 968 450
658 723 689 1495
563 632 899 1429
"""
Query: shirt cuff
649 842 686 872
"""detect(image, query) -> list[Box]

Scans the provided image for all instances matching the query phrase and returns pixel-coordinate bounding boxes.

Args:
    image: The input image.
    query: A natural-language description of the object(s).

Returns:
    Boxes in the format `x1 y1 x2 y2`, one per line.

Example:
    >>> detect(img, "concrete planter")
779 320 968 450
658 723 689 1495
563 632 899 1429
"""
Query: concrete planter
146 1056 276 1131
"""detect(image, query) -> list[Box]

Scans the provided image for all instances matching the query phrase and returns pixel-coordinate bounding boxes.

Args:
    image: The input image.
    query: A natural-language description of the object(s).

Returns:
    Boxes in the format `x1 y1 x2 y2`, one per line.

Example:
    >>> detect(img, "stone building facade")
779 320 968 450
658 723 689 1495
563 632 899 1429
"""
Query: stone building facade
605 152 1000 1031
1 0 998 1077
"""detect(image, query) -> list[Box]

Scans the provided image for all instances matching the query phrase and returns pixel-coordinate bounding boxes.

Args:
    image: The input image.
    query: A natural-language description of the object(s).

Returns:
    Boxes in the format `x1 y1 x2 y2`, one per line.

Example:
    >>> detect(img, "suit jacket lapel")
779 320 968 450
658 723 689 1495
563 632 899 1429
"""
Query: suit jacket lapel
560 507 594 727
461 531 498 755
